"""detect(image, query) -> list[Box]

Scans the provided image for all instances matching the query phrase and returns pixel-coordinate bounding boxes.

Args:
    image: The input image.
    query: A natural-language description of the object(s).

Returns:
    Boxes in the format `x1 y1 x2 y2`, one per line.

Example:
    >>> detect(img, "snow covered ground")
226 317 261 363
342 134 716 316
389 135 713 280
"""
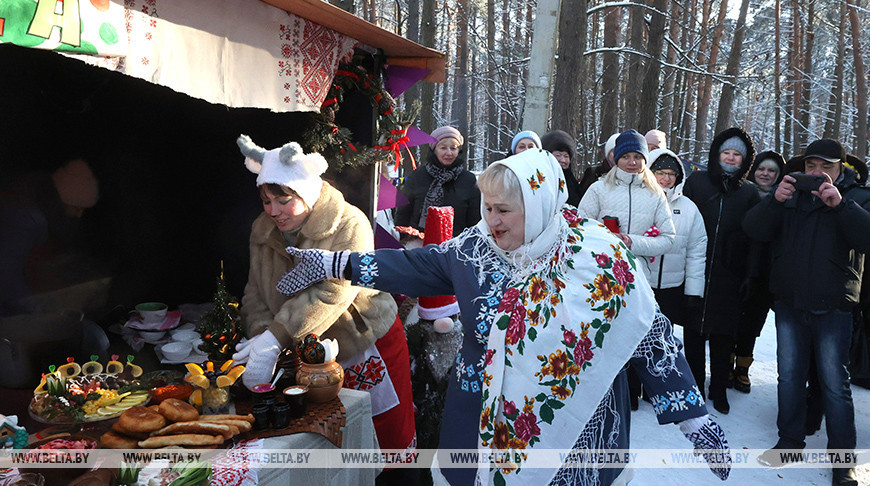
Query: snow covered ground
630 311 870 485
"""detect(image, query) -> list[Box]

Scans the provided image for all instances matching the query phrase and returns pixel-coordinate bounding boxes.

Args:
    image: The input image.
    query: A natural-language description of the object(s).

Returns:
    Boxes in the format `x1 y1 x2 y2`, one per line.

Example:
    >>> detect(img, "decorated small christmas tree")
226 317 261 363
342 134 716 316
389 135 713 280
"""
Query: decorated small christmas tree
199 262 242 361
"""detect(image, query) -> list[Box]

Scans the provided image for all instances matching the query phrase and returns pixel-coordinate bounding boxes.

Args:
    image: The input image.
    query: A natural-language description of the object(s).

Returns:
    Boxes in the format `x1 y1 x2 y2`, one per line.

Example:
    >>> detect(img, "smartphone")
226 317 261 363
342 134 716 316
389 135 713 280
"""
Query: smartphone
790 173 826 192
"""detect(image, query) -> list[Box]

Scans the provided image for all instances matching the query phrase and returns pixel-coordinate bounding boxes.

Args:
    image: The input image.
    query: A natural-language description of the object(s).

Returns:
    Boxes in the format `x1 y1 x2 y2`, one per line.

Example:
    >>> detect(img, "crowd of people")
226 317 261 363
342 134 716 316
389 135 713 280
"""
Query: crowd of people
231 124 869 486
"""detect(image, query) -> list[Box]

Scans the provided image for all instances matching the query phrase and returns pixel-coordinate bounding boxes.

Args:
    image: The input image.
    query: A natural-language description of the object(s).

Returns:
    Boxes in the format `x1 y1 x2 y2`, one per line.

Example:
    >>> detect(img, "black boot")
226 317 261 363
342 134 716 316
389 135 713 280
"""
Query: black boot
708 387 730 414
832 467 858 486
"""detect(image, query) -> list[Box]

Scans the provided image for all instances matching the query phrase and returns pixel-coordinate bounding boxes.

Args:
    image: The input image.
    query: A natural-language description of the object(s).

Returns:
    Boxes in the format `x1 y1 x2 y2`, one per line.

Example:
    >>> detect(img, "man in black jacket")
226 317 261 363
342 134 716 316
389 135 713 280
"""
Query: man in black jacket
745 139 870 486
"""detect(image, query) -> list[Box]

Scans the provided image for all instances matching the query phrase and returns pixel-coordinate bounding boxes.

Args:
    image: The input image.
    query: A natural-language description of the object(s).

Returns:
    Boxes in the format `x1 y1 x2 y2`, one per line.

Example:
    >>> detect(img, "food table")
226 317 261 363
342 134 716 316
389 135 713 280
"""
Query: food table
1 297 385 485
256 388 380 486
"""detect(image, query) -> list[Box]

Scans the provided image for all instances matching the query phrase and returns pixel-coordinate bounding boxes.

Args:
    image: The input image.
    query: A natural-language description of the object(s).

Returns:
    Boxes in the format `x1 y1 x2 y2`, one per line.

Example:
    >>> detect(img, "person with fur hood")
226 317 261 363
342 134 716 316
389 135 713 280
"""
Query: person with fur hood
682 127 761 415
232 136 417 472
647 148 708 390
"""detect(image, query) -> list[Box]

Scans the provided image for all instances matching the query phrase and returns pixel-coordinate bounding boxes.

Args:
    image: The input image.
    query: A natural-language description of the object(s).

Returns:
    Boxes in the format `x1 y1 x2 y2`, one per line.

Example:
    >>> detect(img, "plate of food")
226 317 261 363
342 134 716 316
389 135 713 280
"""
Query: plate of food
19 433 100 484
29 356 151 424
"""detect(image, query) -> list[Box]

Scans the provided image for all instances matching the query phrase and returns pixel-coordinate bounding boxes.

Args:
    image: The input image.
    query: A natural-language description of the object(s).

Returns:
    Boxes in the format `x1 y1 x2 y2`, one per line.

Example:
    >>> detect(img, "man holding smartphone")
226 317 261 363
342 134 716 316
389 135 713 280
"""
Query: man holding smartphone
743 139 870 486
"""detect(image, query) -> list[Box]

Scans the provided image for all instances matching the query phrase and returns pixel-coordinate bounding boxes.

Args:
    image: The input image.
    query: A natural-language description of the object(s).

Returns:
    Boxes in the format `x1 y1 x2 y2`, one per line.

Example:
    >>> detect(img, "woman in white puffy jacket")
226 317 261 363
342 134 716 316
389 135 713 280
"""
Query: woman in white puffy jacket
578 130 676 281
579 129 677 410
647 148 708 391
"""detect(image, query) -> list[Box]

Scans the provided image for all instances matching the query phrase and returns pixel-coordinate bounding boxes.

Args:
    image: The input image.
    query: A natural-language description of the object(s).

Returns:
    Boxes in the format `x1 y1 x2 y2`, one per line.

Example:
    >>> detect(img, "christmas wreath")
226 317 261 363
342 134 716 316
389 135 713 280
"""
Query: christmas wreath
303 57 419 170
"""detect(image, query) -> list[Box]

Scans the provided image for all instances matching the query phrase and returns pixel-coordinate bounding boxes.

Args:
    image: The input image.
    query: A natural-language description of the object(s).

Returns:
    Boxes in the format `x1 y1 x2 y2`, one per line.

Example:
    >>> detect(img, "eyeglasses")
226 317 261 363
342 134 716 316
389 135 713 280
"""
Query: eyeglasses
654 170 677 177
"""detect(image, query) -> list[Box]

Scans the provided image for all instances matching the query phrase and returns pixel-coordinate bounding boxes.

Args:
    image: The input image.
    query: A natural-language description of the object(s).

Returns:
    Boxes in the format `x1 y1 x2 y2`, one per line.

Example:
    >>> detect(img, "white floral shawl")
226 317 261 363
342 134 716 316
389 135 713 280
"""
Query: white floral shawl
476 150 656 485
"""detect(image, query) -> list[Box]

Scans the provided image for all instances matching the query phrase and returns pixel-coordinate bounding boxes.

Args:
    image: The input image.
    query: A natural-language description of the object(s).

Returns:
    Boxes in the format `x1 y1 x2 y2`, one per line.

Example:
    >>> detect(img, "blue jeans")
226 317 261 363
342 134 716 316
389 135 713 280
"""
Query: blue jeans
773 301 856 450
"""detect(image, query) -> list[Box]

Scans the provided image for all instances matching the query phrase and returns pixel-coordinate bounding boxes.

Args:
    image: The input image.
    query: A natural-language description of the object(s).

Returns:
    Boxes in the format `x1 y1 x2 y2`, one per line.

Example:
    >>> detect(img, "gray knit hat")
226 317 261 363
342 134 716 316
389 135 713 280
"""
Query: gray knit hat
719 136 748 159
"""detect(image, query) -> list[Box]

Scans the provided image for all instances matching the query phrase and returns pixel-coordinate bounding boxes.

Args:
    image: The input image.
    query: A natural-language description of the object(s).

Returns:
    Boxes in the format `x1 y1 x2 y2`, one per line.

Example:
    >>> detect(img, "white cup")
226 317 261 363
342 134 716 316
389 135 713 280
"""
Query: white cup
135 302 168 324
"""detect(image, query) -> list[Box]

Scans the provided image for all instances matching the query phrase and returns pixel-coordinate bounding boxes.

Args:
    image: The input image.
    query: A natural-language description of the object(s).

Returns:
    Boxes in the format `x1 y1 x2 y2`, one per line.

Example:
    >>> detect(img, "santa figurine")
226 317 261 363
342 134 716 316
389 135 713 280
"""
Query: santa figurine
417 206 460 333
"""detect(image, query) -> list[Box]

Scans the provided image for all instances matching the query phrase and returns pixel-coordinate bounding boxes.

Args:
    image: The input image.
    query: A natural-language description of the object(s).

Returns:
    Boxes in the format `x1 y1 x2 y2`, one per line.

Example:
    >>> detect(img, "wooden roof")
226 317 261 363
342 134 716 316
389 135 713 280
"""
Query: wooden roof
261 0 446 82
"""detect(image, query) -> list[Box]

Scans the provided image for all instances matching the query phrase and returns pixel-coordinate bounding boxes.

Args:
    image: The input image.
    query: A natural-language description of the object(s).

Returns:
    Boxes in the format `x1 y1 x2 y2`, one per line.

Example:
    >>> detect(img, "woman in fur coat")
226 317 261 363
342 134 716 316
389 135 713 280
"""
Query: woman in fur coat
232 136 416 462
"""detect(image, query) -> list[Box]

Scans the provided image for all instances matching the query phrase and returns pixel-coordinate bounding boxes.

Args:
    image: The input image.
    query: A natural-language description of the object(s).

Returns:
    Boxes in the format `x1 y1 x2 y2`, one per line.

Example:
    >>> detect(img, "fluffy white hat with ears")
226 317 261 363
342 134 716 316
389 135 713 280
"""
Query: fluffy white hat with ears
237 134 328 209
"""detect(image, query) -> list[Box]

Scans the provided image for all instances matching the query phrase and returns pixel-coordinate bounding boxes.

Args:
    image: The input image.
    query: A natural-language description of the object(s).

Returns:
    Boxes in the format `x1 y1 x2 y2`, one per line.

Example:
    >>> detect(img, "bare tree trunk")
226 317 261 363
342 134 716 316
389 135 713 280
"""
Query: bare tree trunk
486 0 498 165
670 0 696 155
419 0 436 135
824 2 847 141
690 0 712 159
639 0 669 133
714 0 751 133
797 1 814 149
440 5 452 119
774 0 782 153
499 0 512 151
468 8 478 167
587 10 601 169
600 4 621 155
848 0 868 160
625 4 646 124
552 0 587 137
695 0 728 156
451 0 469 136
659 0 681 134
790 0 802 154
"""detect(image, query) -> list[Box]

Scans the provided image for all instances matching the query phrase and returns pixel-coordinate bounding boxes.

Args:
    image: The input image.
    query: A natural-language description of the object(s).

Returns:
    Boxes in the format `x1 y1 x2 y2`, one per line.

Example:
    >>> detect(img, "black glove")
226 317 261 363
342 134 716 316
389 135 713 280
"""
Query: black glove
685 295 703 311
680 415 732 481
684 295 704 328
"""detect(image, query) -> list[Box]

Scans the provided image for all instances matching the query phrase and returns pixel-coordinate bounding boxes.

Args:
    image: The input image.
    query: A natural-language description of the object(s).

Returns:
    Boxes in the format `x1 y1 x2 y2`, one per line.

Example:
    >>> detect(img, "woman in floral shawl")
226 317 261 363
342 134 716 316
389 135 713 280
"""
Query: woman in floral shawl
276 149 730 485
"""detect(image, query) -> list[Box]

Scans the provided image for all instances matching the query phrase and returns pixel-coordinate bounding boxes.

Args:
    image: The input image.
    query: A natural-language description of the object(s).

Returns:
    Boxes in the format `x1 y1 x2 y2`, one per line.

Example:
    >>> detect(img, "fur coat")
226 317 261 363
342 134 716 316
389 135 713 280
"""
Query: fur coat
241 183 397 360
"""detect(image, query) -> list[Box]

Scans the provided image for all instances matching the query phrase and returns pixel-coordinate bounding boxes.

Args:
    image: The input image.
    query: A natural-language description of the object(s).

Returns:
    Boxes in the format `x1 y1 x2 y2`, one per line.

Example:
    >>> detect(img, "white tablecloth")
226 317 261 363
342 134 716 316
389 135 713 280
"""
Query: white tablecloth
257 388 380 485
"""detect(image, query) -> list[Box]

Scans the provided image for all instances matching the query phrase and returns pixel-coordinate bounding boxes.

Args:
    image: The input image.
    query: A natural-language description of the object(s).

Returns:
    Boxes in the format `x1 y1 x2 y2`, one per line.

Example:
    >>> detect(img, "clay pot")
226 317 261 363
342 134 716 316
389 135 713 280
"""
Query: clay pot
295 361 343 403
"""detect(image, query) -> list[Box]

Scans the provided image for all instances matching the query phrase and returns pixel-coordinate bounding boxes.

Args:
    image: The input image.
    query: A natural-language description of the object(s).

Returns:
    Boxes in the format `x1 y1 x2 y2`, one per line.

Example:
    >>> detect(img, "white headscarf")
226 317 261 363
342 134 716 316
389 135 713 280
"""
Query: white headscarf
477 149 569 268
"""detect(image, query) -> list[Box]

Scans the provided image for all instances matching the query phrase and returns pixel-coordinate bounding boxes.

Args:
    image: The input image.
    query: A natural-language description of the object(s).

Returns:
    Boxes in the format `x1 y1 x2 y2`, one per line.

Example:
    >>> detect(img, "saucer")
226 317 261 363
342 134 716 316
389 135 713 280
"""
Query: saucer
125 310 182 331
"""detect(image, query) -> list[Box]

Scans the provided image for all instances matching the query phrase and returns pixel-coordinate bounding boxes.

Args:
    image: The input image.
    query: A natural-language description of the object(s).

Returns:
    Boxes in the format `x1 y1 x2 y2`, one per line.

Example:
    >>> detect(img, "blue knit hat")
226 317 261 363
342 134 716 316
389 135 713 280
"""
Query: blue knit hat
613 129 649 165
510 130 542 154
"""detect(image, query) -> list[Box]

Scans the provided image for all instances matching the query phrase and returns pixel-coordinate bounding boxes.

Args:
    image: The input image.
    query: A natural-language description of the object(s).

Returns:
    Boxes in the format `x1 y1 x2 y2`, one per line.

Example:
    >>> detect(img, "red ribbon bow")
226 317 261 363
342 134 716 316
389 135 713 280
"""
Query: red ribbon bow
374 128 417 172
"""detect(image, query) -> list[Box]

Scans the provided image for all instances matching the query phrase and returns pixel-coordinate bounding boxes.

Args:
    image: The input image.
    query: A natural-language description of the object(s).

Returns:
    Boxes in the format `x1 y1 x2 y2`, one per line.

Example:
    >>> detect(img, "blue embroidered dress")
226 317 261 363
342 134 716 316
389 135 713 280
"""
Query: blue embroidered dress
346 220 707 485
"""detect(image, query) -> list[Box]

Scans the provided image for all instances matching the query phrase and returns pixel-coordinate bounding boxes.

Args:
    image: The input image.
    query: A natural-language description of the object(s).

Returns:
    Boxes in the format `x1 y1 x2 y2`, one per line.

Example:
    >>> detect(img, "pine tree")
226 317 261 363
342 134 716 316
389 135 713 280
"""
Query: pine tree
198 263 241 361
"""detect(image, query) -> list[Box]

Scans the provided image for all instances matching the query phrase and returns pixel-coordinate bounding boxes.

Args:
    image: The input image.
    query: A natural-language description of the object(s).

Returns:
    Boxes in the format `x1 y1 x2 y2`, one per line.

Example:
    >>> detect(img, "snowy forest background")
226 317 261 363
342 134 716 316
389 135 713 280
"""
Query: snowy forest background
330 0 870 175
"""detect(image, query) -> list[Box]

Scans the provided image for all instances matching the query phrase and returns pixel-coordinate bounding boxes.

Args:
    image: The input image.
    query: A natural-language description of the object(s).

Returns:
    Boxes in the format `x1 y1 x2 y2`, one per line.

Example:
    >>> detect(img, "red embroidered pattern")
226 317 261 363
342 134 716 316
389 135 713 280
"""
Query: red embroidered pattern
343 356 387 391
210 439 260 486
279 14 351 107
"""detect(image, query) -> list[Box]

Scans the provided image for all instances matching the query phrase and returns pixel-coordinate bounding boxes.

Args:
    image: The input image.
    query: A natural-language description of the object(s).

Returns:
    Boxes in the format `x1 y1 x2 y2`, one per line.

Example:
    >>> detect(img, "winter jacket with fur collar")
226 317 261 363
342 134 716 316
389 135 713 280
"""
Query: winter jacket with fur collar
241 183 397 359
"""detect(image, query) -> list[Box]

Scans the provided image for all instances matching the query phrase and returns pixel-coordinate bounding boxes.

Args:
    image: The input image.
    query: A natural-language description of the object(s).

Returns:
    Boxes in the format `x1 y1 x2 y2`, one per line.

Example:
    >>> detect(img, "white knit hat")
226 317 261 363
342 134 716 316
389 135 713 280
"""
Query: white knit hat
237 135 328 209
604 133 620 158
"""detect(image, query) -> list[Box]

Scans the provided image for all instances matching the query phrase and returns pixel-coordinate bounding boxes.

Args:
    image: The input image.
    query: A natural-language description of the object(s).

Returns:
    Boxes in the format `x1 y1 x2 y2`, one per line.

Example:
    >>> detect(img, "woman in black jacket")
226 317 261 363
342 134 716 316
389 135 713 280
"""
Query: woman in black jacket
394 126 481 236
541 129 582 206
682 127 760 414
